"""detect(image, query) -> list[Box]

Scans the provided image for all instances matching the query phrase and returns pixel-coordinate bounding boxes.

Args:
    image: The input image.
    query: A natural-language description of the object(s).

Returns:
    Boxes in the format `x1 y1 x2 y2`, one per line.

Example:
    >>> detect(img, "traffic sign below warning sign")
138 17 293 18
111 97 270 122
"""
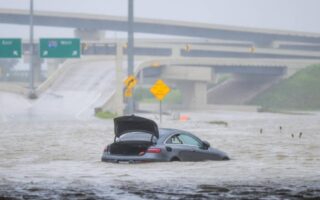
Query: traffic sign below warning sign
124 88 133 97
150 79 171 101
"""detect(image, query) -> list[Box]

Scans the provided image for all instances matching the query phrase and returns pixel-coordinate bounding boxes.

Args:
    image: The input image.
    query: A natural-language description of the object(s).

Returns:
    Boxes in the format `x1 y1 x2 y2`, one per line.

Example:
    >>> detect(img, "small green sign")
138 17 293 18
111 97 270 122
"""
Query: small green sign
0 38 22 58
40 38 80 58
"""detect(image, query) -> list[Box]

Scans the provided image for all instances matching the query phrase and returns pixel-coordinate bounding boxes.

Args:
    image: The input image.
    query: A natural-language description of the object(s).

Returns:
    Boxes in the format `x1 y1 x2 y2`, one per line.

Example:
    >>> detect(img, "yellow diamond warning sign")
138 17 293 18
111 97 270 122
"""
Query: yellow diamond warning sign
150 79 171 101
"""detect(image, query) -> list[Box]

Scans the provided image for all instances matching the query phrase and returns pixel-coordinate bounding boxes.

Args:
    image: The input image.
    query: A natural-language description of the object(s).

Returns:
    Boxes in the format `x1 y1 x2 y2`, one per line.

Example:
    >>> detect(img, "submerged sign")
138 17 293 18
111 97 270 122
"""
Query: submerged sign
0 38 22 58
40 38 80 58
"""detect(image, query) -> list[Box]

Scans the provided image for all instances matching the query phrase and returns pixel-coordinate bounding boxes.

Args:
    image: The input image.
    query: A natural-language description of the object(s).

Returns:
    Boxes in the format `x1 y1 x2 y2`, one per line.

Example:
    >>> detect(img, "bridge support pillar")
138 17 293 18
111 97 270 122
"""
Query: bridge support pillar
171 47 181 57
74 28 105 40
177 81 208 109
192 81 207 108
284 65 300 78
161 65 213 109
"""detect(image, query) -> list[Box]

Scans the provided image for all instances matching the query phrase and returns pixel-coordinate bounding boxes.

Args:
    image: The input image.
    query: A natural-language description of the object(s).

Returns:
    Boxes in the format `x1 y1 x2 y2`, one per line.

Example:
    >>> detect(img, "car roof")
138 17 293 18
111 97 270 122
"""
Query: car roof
159 128 186 137
159 128 174 134
158 128 199 144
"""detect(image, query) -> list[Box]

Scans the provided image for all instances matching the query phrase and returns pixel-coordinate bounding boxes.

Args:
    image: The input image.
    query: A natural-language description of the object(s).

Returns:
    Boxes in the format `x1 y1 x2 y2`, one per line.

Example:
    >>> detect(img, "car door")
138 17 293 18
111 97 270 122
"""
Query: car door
176 134 207 161
165 134 190 161
165 134 195 161
178 134 215 161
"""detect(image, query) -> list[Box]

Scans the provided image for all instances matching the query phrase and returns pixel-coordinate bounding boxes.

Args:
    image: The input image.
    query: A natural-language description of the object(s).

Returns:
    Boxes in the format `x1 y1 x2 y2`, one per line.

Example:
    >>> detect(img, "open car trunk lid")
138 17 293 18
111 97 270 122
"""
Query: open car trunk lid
114 115 159 138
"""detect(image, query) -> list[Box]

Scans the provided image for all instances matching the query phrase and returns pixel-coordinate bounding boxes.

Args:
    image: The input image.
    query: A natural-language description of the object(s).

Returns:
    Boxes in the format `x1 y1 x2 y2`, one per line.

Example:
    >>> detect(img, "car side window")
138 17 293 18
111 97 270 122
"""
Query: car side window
178 134 202 147
166 135 183 144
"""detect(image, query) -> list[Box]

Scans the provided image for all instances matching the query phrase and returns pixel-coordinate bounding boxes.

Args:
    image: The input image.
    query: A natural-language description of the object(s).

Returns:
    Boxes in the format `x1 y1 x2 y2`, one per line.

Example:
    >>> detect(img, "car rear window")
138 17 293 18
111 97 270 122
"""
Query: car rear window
118 132 156 142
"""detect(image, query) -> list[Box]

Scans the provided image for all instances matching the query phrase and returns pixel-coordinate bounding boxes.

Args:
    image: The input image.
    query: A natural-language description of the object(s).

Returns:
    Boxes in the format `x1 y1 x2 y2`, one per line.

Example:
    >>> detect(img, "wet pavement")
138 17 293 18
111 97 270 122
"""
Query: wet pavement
1 60 116 122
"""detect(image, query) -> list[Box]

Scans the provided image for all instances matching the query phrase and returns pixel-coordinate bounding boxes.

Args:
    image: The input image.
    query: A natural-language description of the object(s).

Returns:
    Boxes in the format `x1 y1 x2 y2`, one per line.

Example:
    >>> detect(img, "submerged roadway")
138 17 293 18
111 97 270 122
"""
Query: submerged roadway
0 60 116 122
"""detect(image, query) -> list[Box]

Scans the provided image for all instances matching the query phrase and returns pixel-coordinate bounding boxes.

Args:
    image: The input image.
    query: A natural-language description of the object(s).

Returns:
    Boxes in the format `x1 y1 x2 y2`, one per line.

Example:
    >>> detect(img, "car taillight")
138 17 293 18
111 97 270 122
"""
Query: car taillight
146 147 161 154
103 145 109 152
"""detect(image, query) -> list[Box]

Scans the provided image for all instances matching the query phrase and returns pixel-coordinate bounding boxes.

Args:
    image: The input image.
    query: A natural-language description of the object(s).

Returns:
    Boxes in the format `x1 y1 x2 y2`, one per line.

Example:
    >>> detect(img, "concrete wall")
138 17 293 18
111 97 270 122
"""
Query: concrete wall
161 66 212 81
0 83 28 95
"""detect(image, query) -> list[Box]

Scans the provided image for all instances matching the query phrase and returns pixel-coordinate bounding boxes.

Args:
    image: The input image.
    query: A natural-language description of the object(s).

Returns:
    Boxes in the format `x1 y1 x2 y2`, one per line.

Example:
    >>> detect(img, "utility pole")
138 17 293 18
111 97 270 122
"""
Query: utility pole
127 0 134 114
116 42 124 116
28 0 37 99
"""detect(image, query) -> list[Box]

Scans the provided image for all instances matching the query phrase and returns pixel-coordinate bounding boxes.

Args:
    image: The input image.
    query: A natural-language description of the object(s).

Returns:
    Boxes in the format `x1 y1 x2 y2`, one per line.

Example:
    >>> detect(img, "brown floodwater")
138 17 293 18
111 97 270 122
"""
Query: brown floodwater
0 111 320 199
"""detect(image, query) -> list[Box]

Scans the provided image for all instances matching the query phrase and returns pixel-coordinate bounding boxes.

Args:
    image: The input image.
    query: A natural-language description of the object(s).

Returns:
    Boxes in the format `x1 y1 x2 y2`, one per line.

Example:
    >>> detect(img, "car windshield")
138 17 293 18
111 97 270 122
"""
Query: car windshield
117 132 155 142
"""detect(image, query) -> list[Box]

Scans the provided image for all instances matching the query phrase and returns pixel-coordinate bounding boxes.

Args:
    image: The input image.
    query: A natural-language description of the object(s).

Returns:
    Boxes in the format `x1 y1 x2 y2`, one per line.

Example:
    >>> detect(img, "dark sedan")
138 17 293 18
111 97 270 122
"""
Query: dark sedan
101 115 230 163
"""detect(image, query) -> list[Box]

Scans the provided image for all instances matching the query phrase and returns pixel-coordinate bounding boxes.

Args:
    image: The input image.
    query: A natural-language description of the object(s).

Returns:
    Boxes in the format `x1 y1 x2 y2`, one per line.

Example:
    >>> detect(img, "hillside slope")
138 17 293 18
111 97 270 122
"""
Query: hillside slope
249 64 320 110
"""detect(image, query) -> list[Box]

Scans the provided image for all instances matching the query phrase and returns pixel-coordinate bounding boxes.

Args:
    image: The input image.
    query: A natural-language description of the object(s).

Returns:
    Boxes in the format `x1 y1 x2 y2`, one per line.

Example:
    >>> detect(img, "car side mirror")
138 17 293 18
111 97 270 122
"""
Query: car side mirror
202 140 210 150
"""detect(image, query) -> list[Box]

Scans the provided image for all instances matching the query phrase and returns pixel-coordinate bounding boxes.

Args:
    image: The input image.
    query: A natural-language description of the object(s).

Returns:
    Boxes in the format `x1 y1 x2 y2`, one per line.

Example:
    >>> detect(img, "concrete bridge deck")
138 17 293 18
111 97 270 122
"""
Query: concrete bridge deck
1 8 320 46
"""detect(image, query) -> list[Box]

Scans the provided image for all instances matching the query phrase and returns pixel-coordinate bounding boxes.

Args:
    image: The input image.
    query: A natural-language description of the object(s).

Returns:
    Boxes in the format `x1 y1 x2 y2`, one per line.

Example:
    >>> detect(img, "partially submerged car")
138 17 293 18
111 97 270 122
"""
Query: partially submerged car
101 115 229 163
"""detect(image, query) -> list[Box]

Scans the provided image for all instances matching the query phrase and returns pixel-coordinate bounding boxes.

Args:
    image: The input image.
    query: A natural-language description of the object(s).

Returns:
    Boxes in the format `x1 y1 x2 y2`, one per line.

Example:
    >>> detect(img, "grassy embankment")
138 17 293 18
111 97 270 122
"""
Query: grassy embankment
95 87 181 119
250 64 320 111
133 87 182 104
95 110 117 119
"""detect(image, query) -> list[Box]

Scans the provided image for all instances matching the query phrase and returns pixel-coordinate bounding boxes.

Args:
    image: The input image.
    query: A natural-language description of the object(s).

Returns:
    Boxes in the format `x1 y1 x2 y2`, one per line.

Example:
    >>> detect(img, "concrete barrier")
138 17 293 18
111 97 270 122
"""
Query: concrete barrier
96 91 116 113
138 102 260 113
0 83 28 95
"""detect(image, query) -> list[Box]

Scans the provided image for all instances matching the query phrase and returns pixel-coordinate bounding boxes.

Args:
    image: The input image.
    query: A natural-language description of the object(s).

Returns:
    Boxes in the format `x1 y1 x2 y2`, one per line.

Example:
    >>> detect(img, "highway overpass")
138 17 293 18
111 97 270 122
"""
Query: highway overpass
18 40 320 60
1 9 320 48
135 57 319 108
2 8 320 110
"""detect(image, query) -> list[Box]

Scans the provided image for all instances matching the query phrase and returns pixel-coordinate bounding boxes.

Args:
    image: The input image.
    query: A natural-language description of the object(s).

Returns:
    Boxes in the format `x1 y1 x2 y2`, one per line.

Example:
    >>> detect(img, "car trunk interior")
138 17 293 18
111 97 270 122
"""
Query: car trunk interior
109 142 152 156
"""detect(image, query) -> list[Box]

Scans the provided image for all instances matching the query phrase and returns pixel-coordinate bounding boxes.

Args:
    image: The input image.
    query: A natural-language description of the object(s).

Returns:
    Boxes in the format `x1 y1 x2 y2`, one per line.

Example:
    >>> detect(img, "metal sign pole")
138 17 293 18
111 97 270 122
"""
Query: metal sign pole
28 0 36 98
127 0 134 114
150 79 171 124
159 100 162 124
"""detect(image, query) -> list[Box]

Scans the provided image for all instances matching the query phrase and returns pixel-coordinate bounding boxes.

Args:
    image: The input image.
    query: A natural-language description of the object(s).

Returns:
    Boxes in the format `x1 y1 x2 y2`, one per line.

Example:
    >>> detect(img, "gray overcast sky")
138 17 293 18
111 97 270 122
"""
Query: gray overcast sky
0 0 320 39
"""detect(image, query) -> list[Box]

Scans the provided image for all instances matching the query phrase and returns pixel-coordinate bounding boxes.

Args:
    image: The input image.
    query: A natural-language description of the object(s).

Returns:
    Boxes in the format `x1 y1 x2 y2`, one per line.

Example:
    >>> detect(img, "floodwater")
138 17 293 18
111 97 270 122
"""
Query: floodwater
1 111 320 199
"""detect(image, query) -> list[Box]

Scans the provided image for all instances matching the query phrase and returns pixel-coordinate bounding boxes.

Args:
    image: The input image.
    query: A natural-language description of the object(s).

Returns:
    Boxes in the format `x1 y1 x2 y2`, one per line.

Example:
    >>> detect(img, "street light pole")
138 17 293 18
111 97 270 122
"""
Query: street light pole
28 0 36 99
127 0 134 114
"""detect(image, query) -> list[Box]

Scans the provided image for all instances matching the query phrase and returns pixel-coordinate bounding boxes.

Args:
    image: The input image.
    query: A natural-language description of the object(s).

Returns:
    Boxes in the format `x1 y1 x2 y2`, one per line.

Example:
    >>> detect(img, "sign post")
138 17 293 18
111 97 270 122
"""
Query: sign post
0 39 22 58
159 100 162 123
150 79 171 123
28 0 37 99
127 0 135 114
40 38 80 58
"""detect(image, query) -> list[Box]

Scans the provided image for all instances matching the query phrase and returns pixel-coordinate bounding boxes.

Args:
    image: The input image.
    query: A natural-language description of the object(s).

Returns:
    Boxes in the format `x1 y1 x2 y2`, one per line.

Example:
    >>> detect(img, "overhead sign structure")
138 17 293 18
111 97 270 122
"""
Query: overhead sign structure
124 75 137 97
40 38 80 58
150 79 171 101
0 38 22 58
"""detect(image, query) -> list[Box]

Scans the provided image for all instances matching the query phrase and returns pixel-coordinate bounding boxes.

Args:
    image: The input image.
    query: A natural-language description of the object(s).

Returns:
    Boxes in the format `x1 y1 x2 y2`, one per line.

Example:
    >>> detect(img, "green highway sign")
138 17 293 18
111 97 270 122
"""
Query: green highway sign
0 38 22 58
40 38 80 58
